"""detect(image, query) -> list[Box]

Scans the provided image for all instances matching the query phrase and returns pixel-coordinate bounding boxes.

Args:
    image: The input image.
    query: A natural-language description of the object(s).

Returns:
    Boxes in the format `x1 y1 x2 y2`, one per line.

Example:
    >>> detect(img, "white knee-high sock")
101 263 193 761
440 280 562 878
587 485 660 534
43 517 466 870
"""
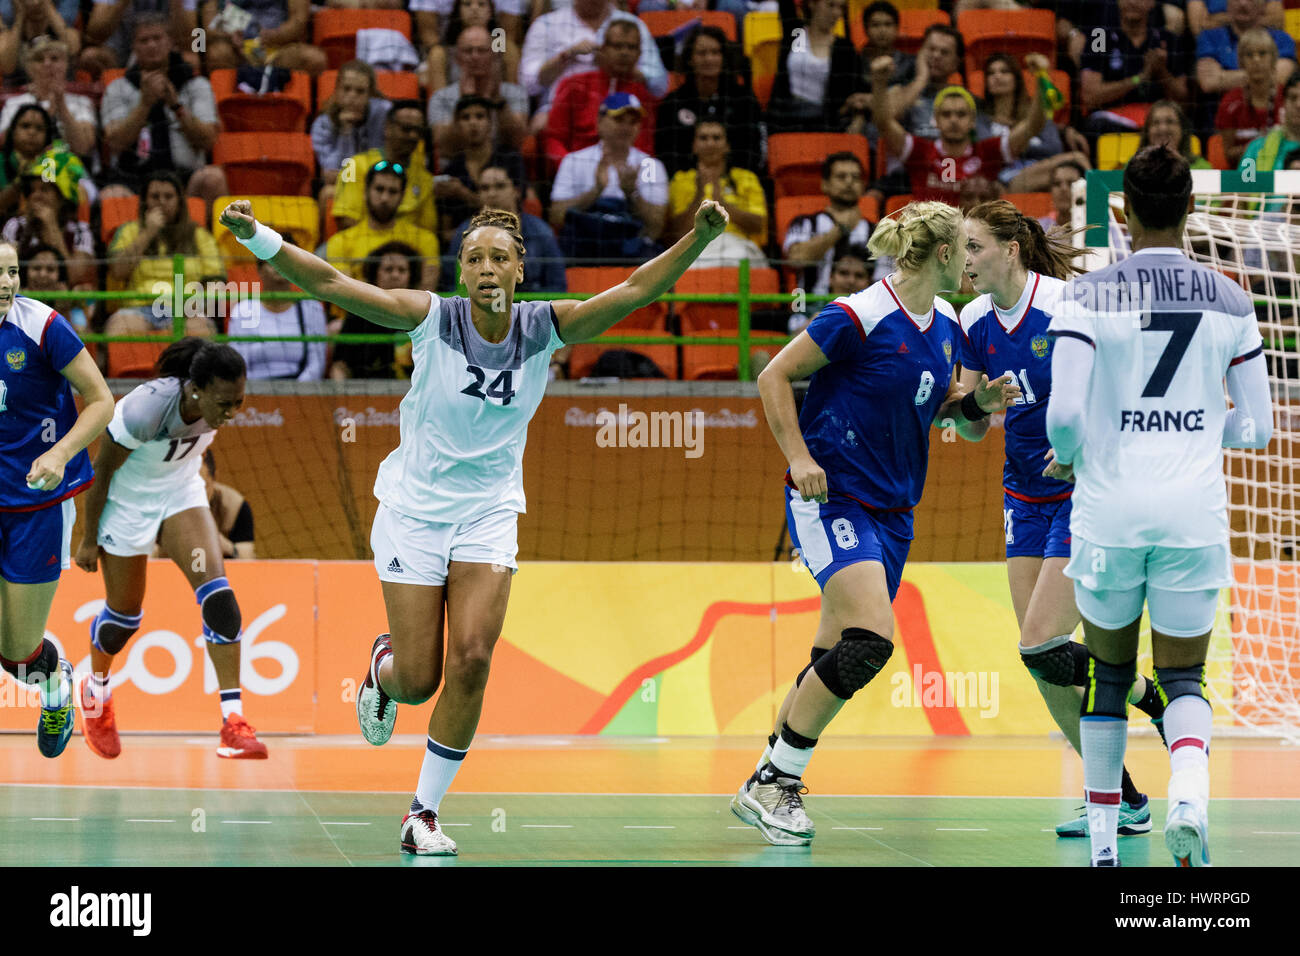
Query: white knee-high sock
1164 696 1211 811
413 737 468 814
1081 716 1128 863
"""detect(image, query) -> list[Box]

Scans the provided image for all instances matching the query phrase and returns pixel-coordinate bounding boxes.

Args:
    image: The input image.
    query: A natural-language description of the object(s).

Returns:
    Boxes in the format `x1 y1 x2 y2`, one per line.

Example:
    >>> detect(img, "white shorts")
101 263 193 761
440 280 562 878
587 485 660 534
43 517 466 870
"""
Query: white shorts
370 501 519 587
98 477 209 557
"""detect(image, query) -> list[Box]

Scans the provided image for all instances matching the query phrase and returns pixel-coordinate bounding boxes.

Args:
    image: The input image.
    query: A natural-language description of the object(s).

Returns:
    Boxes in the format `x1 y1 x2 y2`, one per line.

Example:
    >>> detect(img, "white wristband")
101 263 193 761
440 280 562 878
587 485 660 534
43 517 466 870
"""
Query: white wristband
238 222 283 260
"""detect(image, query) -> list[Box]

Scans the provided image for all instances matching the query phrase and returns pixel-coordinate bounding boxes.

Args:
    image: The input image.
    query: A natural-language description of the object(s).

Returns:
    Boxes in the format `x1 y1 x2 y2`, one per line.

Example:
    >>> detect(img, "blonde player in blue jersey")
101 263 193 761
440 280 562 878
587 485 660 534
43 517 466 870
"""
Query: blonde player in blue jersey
960 200 1168 839
732 201 1022 846
1047 145 1274 867
73 339 268 760
0 240 114 758
219 197 730 856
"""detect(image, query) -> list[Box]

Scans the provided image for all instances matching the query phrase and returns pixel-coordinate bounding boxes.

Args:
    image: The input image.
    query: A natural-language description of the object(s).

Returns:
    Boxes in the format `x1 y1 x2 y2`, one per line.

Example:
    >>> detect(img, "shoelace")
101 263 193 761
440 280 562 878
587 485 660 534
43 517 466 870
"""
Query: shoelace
227 717 258 738
41 706 69 733
779 782 809 813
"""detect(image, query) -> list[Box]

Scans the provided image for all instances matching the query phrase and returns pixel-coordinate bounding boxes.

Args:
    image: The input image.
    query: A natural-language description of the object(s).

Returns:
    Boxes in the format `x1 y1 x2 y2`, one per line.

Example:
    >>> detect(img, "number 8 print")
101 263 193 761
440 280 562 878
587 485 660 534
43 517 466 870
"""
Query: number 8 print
831 517 859 549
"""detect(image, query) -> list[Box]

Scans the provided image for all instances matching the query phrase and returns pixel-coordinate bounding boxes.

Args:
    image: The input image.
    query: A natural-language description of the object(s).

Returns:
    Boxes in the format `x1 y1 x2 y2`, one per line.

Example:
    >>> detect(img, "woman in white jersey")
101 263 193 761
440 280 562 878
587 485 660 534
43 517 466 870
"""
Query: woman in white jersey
74 339 268 760
1047 146 1273 866
219 198 729 856
960 200 1168 838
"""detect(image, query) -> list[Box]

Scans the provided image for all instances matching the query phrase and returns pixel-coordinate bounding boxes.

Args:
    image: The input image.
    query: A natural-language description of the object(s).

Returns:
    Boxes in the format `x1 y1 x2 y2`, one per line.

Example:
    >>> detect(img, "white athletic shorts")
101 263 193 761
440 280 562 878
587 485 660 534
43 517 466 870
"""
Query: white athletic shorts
1065 534 1229 636
98 476 209 557
370 501 519 587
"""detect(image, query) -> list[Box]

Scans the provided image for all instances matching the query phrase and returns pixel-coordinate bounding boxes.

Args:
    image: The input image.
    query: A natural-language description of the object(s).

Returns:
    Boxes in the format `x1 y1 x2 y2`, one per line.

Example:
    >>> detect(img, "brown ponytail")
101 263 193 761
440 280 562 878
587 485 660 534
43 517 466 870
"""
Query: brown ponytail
965 199 1086 280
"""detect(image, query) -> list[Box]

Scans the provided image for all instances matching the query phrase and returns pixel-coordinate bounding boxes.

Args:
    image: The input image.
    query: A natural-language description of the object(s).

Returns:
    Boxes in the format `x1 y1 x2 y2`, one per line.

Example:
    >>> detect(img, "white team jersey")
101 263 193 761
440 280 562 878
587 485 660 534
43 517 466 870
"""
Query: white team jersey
106 377 216 503
1049 247 1264 548
374 293 566 524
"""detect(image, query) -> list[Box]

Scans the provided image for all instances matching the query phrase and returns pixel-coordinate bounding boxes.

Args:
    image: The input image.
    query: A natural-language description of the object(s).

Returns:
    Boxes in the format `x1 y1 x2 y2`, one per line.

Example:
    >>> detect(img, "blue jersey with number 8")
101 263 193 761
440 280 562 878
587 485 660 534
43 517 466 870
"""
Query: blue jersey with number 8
799 278 960 522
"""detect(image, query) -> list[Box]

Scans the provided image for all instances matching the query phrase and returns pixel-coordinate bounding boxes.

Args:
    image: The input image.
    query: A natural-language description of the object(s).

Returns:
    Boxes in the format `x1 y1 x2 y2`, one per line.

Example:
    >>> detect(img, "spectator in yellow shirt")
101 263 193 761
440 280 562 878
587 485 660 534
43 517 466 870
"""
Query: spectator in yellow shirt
331 100 437 234
664 119 767 267
325 160 441 291
105 169 224 337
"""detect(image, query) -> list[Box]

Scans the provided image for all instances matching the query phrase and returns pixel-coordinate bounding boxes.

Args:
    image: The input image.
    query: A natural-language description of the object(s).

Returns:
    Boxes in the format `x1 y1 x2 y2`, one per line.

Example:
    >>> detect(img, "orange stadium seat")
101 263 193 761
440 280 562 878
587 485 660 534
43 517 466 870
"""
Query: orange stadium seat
884 193 912 216
100 68 125 88
967 68 1072 126
100 195 208 244
678 321 775 380
956 9 1055 79
896 9 949 56
568 327 679 380
768 133 870 197
209 69 311 132
313 9 412 70
774 194 880 248
673 266 780 332
849 0 939 45
565 267 668 330
640 10 737 42
317 69 421 105
214 133 315 195
1001 192 1053 220
106 336 168 378
752 72 776 109
1207 133 1229 170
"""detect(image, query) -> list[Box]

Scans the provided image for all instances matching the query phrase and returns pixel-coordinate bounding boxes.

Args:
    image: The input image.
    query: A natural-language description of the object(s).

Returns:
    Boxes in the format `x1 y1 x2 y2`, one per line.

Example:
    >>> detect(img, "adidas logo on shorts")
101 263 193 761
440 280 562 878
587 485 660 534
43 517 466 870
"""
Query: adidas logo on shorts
387 557 403 574
103 534 114 545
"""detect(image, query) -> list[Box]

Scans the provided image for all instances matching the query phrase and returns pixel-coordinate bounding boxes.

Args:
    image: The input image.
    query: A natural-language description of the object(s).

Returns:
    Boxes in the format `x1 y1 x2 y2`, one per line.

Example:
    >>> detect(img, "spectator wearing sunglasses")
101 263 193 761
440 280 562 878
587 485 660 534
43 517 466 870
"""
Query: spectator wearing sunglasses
332 100 436 233
326 160 441 291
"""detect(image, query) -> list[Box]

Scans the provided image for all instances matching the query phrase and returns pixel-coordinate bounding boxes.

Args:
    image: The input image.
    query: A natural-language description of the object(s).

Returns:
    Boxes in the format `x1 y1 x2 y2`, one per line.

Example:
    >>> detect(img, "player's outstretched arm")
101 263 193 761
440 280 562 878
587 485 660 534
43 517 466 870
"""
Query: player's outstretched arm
218 201 432 331
934 368 1020 441
25 350 114 494
757 332 831 503
550 200 729 344
1223 353 1273 449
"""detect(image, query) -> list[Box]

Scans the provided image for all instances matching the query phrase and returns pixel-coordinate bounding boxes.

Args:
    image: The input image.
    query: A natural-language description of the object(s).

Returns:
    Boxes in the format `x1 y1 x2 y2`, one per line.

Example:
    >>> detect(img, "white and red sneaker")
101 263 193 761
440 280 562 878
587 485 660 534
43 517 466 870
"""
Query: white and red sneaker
400 809 457 855
218 713 268 759
356 633 396 746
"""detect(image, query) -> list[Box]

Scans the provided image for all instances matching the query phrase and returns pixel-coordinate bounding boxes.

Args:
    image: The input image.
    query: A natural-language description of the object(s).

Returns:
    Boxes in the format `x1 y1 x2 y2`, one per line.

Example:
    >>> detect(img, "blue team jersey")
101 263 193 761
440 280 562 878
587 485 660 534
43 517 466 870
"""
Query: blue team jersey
0 296 92 512
958 272 1073 503
800 278 960 521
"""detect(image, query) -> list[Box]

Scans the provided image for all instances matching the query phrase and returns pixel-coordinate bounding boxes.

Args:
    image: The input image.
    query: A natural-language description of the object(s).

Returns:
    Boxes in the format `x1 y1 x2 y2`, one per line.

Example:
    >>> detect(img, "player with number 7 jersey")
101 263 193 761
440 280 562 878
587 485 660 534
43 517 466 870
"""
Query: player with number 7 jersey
731 201 1022 847
73 338 269 761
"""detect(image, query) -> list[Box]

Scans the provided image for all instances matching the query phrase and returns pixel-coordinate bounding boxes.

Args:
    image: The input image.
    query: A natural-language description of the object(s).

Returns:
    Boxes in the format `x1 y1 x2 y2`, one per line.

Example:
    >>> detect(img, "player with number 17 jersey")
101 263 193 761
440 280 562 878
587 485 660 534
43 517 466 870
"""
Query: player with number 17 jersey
791 276 961 599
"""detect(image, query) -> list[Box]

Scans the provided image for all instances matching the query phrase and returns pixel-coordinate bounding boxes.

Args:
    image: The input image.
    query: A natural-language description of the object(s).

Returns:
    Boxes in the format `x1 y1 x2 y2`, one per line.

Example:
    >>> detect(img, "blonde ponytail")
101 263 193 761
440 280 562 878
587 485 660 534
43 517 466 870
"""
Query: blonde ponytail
868 201 962 273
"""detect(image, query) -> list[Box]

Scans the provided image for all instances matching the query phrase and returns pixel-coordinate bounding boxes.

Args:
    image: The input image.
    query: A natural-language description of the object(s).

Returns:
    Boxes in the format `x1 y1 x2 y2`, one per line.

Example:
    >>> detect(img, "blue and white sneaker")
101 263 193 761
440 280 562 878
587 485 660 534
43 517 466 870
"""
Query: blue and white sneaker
36 660 75 759
1056 794 1152 837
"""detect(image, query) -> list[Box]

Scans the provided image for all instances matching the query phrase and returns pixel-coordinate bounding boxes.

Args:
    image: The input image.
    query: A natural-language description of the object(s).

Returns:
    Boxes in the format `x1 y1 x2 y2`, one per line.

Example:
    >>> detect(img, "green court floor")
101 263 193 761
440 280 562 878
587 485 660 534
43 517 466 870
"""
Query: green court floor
4 787 1298 866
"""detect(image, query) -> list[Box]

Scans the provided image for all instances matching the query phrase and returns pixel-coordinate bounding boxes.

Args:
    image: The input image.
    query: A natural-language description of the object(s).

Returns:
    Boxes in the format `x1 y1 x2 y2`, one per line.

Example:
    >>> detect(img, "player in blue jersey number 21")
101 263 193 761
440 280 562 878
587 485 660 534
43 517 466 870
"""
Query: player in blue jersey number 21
733 201 1021 846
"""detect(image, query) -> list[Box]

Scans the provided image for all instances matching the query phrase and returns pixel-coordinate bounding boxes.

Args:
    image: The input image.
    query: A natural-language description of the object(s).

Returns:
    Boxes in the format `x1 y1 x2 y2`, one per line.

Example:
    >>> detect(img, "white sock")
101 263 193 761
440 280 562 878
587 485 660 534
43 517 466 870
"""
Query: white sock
414 737 468 814
220 688 242 720
769 736 816 779
1164 695 1211 773
755 740 773 774
39 663 70 710
87 672 112 702
1081 716 1127 863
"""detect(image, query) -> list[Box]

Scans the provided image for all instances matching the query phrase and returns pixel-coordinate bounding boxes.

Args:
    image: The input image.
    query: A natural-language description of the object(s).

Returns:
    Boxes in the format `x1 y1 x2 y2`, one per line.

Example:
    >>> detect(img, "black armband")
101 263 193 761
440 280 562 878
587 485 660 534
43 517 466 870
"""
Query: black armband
960 390 989 422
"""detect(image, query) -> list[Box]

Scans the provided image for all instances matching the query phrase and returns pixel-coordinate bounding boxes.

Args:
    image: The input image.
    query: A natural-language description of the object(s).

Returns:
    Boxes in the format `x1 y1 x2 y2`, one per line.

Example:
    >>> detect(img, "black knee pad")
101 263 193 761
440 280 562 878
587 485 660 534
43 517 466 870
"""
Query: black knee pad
1020 635 1090 687
0 639 59 685
795 646 830 687
812 627 894 700
1153 664 1207 707
90 605 142 656
1081 655 1136 719
199 584 242 645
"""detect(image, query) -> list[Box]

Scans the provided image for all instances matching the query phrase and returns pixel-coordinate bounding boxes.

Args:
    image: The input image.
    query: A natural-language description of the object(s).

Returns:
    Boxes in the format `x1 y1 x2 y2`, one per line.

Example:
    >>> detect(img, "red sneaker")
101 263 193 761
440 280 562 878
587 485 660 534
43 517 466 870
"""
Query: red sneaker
218 713 268 759
80 680 121 759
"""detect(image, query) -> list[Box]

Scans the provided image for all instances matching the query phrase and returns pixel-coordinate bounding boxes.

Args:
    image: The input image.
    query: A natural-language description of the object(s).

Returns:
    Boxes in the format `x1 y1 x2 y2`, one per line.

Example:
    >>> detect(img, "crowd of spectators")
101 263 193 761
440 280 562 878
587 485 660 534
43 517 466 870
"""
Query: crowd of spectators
1 0 1297 380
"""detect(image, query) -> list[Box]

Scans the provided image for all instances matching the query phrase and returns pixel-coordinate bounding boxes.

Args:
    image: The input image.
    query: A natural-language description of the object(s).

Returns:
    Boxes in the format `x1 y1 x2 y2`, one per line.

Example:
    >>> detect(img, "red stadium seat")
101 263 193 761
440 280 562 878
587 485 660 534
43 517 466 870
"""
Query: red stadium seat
752 72 776 110
210 69 312 132
565 267 668 330
895 9 949 56
768 133 870 198
213 133 315 196
1001 192 1053 220
673 266 781 332
106 336 168 378
775 195 880 249
313 9 412 70
639 10 738 43
317 69 420 105
101 196 208 244
885 193 913 216
1206 133 1229 170
956 9 1055 80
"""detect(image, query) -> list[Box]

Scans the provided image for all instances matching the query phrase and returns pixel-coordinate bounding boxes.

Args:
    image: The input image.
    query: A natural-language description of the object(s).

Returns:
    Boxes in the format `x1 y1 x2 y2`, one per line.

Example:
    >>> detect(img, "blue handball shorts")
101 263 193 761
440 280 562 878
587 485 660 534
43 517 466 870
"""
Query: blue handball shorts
785 487 912 601
1003 492 1072 560
0 498 76 584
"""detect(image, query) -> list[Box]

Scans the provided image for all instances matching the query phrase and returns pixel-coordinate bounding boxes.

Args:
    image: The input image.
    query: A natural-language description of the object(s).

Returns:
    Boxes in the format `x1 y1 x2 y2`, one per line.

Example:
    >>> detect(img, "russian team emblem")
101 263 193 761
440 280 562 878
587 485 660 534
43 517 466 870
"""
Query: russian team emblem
1031 334 1049 359
942 339 953 362
5 348 25 371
